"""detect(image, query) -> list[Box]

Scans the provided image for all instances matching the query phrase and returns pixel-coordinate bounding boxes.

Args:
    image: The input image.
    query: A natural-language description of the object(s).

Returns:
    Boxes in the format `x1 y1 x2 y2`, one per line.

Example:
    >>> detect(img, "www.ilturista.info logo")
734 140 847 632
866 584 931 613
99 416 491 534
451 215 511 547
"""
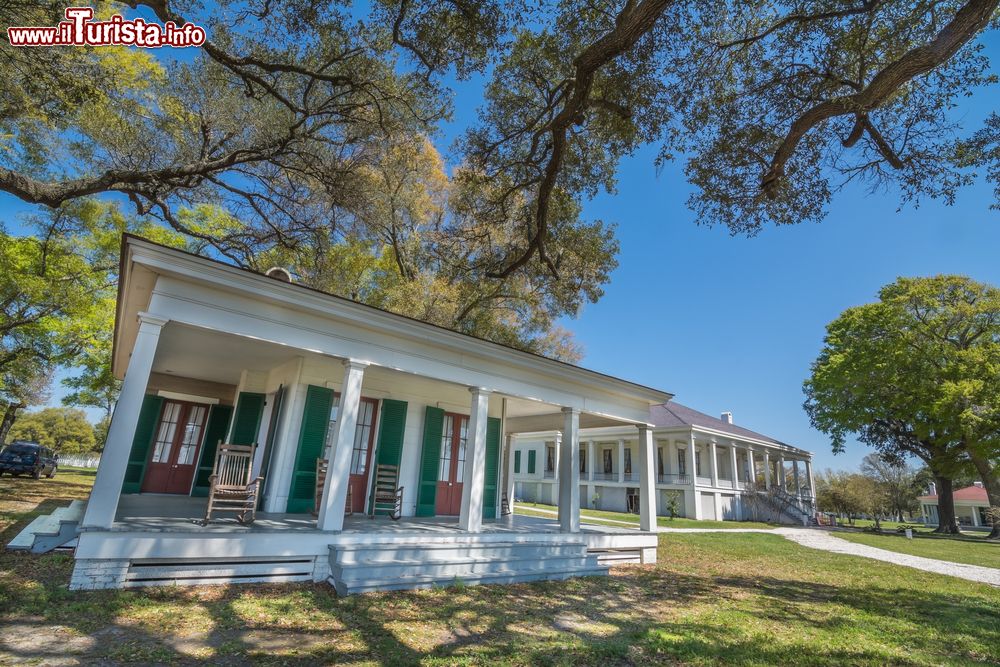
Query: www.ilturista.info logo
7 7 206 48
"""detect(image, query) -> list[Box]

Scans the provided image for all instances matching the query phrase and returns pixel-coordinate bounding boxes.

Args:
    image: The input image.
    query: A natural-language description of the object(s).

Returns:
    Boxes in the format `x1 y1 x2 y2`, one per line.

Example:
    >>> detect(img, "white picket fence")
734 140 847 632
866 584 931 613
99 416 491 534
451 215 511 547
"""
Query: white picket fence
58 454 101 469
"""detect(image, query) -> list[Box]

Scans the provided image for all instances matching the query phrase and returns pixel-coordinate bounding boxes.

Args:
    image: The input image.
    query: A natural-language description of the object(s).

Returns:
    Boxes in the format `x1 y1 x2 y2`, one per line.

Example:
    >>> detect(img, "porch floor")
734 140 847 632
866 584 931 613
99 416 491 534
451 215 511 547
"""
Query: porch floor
112 494 643 536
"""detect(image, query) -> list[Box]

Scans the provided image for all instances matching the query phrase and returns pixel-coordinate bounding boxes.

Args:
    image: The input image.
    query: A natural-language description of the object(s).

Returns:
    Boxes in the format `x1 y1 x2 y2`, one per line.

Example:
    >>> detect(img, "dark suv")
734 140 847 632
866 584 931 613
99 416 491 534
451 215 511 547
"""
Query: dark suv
0 441 58 479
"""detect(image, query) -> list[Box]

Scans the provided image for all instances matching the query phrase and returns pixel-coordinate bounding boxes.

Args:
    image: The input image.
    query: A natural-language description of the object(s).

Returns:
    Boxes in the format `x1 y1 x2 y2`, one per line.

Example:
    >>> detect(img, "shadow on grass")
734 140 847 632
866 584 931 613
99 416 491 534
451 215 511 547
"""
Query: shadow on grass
1 548 998 664
1 478 998 665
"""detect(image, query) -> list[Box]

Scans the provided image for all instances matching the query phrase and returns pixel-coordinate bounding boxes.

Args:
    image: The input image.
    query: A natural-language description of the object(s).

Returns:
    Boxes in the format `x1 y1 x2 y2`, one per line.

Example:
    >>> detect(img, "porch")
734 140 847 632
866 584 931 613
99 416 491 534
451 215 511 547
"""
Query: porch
75 237 671 591
71 493 656 592
111 494 648 539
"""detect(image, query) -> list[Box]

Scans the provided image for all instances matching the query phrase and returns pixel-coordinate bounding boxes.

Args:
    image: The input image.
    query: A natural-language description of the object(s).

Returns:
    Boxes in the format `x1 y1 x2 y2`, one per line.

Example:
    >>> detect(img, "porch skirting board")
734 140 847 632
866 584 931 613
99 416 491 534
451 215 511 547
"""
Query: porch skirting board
71 515 657 590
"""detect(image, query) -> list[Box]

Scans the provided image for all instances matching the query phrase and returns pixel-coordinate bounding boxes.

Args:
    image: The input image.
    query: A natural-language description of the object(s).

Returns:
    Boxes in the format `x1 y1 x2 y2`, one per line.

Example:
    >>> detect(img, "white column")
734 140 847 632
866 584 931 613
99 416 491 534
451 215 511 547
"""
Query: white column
558 408 581 532
806 458 815 501
778 456 787 490
587 440 595 481
617 439 626 483
502 433 515 511
637 425 657 531
793 460 801 498
709 441 719 488
730 444 739 488
553 432 562 481
81 313 166 529
689 433 702 519
317 360 367 531
747 448 756 485
763 451 772 489
458 387 491 532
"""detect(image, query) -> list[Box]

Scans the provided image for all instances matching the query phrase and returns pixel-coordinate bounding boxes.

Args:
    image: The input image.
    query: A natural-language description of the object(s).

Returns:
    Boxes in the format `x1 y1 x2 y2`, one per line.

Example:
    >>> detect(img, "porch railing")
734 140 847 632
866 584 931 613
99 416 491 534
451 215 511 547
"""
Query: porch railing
657 473 690 484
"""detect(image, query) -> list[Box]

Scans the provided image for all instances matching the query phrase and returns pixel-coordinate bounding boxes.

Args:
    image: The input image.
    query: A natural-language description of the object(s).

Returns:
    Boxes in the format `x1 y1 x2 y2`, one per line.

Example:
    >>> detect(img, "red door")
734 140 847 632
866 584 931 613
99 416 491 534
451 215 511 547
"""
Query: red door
435 413 468 516
346 398 379 513
142 401 209 494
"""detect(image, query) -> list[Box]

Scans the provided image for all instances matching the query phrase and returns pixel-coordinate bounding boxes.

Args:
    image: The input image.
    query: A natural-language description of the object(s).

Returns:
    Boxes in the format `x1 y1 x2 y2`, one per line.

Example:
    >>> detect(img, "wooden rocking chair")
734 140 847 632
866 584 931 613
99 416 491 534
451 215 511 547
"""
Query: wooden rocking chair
314 458 353 516
368 464 403 520
202 442 262 525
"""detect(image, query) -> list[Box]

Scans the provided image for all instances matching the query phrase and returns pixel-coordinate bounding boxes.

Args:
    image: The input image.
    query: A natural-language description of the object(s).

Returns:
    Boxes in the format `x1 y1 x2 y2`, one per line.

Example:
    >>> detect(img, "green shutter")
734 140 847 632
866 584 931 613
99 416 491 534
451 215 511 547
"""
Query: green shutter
229 392 265 445
191 404 234 497
482 417 501 520
286 385 333 513
416 406 444 517
514 450 521 474
368 399 408 515
121 395 163 494
527 450 536 474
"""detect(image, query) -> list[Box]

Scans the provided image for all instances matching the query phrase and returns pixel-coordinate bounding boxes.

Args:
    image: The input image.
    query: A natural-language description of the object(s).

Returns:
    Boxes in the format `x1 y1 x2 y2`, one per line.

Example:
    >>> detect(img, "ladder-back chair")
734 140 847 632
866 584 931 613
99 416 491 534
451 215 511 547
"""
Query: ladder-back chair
314 458 353 516
369 464 403 520
202 442 262 525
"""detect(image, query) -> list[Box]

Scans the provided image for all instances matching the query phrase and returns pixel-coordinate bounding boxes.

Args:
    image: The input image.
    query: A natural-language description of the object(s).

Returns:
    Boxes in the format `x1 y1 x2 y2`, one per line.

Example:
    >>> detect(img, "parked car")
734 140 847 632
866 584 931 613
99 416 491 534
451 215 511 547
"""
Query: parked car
0 441 58 479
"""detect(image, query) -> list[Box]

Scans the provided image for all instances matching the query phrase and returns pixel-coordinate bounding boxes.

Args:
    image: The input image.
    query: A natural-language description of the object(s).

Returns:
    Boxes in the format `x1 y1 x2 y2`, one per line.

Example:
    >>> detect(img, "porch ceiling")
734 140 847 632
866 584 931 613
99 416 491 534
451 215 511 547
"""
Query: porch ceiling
503 410 632 433
153 322 300 386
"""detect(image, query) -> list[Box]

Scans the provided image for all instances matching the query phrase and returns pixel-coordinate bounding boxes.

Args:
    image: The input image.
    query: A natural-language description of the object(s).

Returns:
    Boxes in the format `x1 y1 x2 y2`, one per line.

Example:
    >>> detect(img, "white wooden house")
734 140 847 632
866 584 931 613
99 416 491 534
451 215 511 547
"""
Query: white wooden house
512 402 816 523
68 236 668 592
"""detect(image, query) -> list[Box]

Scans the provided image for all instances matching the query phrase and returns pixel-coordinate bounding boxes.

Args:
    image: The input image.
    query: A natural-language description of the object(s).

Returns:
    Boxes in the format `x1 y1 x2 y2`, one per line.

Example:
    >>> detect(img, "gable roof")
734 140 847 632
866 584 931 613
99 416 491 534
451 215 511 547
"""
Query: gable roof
650 401 789 447
920 485 989 503
115 235 674 407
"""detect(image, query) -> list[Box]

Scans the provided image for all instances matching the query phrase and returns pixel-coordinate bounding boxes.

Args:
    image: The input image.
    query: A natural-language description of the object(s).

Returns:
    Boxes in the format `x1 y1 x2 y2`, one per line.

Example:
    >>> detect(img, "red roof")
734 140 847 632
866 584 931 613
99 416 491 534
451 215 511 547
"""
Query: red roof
919 485 989 502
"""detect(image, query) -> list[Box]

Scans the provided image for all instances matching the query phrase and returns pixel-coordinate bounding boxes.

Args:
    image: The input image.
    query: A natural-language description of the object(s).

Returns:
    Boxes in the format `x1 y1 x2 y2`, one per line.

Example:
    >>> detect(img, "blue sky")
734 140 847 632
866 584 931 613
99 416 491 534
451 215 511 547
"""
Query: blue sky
4 19 998 473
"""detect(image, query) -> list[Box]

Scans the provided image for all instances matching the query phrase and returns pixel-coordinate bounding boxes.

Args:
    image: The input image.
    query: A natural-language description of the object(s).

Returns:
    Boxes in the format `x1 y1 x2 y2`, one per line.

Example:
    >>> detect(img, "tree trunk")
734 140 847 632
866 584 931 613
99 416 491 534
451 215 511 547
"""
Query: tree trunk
933 475 961 534
0 402 23 445
968 452 1000 540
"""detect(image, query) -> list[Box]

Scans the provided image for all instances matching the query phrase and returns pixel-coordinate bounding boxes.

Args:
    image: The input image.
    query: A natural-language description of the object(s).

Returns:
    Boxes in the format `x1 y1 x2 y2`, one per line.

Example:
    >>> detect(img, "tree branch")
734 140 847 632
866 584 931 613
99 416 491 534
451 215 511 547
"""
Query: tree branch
761 0 998 197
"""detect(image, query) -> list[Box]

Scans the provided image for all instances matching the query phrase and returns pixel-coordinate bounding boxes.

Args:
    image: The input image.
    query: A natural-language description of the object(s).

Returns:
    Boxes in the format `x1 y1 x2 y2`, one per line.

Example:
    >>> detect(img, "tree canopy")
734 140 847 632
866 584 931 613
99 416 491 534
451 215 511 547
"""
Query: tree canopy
804 275 1000 536
9 407 98 454
2 1 998 274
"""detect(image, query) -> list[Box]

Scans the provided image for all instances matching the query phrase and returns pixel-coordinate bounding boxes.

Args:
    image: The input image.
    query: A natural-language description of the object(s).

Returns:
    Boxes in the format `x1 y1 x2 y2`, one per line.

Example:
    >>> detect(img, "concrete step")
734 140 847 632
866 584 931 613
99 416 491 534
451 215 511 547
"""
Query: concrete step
330 565 609 595
5 501 85 552
327 535 607 595
331 554 596 581
331 541 588 565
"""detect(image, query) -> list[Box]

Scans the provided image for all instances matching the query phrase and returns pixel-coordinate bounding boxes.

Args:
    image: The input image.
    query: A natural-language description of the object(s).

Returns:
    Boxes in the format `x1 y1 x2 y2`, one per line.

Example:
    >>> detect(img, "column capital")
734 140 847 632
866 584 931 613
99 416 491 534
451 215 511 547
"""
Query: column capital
560 406 580 415
635 423 653 434
137 311 169 330
468 386 491 396
342 358 370 371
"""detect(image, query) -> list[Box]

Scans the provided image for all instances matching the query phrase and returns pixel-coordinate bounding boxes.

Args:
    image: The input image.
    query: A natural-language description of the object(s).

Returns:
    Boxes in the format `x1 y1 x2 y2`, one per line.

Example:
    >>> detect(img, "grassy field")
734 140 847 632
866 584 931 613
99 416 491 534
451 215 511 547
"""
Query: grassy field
515 501 780 530
2 471 1000 664
834 529 1000 570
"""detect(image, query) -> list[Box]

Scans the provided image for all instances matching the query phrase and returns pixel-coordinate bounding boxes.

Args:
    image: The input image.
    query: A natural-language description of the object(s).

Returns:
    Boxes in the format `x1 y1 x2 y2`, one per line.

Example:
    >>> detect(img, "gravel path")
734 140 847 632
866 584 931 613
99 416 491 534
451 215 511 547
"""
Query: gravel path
519 507 1000 586
654 525 1000 586
771 528 1000 586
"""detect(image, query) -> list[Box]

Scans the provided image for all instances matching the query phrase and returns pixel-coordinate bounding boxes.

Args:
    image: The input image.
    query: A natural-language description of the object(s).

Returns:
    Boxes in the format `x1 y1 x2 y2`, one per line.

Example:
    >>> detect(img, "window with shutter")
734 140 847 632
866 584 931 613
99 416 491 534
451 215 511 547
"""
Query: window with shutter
286 385 333 513
121 395 163 494
416 406 444 516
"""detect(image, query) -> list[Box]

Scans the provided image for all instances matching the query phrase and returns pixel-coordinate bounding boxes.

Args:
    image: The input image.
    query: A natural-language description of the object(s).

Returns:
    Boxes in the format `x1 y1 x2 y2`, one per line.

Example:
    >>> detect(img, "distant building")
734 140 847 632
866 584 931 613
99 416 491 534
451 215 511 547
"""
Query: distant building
919 483 991 527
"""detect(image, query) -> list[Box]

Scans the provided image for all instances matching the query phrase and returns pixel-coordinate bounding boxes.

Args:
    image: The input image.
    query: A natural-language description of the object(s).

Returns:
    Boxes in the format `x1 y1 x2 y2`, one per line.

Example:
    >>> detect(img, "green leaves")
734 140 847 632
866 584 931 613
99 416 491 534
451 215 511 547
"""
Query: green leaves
804 274 1000 476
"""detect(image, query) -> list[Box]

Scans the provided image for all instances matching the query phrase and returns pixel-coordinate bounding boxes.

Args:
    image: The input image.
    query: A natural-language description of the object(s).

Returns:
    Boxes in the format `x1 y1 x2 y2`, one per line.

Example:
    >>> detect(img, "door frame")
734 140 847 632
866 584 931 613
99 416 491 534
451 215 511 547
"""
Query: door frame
436 411 469 516
141 398 211 495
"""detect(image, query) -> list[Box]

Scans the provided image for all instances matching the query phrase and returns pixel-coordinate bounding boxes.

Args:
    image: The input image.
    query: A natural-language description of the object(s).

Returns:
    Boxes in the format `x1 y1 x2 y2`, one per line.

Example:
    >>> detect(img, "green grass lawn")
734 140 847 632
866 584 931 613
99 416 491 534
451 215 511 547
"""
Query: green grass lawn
515 501 780 530
834 529 1000 570
2 470 999 664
